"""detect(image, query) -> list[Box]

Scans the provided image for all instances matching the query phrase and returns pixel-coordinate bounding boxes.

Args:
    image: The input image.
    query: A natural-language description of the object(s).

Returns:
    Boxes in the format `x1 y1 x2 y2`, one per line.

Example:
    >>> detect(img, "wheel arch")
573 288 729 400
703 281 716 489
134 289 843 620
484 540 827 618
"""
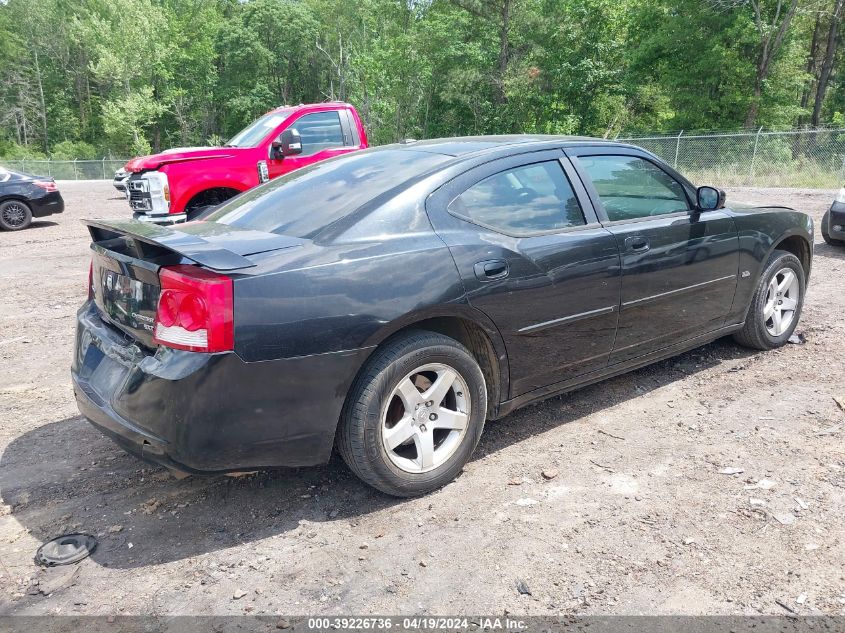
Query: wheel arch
359 307 510 420
184 186 242 212
768 231 812 282
0 194 32 206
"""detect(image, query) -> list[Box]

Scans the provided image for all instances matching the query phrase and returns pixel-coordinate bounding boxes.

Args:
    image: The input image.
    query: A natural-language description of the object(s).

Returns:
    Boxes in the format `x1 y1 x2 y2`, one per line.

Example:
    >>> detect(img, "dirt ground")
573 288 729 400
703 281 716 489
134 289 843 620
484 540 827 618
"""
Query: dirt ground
0 181 843 617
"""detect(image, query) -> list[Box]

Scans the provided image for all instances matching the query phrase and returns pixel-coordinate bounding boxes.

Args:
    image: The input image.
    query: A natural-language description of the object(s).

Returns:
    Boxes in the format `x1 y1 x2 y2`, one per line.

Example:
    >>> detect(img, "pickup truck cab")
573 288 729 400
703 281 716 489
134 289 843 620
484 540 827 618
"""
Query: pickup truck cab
124 102 368 223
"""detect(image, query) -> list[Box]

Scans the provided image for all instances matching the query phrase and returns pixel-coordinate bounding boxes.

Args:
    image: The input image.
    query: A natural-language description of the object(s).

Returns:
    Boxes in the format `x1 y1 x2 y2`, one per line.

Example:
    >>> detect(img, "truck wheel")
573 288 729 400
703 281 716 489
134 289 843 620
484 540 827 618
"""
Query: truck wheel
821 210 843 245
185 188 240 221
733 250 805 351
0 200 33 231
337 331 487 497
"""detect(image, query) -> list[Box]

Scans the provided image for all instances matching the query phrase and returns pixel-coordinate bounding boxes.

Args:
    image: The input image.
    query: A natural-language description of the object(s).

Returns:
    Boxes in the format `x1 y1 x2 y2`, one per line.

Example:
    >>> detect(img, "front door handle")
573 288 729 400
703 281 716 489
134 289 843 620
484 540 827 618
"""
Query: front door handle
474 259 509 281
624 236 650 253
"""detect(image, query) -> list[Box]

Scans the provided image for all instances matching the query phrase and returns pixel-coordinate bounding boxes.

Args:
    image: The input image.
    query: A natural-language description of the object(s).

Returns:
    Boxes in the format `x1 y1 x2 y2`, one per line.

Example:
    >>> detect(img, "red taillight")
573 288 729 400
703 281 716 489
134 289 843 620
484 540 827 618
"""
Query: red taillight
33 180 58 192
153 265 233 353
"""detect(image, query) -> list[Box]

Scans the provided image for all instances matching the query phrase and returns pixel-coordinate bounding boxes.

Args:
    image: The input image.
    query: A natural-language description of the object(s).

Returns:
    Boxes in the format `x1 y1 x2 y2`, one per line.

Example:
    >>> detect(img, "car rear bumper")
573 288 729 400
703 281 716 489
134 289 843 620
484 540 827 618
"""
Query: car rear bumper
71 301 372 473
829 201 845 239
30 191 64 217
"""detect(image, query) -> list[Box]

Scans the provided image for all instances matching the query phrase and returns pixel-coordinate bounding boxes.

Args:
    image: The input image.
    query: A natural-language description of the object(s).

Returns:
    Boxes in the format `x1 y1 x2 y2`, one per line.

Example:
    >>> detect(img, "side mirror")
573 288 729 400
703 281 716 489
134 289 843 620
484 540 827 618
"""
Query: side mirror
271 128 302 159
696 186 726 211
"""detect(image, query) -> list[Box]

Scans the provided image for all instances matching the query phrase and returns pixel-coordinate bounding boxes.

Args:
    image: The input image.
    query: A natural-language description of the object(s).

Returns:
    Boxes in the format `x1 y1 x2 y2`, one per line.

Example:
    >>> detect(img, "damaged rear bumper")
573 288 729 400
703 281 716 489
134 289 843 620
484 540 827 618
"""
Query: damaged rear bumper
72 301 372 473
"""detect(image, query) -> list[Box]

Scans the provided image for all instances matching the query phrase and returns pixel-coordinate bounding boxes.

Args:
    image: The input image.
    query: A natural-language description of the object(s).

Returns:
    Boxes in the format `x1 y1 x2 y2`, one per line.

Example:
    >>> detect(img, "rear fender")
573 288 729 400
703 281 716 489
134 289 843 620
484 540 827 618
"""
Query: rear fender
362 304 510 414
726 210 813 324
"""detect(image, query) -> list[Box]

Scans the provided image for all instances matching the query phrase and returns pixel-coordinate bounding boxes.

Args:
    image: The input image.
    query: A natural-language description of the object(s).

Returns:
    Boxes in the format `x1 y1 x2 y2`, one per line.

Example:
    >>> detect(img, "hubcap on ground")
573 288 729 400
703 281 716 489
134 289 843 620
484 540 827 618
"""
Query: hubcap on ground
381 363 470 474
2 203 26 227
764 267 799 337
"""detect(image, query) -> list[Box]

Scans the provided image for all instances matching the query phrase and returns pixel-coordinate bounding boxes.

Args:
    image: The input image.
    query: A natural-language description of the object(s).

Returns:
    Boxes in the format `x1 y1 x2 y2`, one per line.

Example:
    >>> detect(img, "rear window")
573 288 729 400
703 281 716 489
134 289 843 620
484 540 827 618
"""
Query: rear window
206 149 451 238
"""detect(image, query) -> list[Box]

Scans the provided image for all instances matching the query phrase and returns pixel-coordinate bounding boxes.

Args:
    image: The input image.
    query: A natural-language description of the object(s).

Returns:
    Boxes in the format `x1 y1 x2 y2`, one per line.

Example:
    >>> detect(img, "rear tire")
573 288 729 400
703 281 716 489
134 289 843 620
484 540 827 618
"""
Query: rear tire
733 249 805 350
0 200 32 231
821 210 843 245
337 331 486 497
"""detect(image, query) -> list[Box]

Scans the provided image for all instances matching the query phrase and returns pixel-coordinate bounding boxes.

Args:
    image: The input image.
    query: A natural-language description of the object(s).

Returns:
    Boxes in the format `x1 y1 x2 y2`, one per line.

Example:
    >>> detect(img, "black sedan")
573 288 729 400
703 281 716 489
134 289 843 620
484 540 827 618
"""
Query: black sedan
0 167 64 230
72 136 813 496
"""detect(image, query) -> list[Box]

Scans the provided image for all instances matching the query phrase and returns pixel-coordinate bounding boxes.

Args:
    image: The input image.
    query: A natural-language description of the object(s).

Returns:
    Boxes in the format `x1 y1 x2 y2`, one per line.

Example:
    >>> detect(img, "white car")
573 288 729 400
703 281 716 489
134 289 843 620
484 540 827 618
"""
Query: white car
113 168 129 194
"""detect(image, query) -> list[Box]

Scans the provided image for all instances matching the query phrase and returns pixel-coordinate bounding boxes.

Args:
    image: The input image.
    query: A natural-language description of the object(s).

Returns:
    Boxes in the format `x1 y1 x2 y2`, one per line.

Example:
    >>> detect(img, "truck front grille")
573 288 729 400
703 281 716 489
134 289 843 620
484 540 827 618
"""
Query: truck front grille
127 178 152 212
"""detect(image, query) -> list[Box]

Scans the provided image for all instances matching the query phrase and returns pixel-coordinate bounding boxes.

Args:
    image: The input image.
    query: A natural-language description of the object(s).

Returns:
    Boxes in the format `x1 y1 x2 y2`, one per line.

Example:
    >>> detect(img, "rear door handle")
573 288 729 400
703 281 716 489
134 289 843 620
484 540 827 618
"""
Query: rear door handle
474 259 509 281
624 236 650 253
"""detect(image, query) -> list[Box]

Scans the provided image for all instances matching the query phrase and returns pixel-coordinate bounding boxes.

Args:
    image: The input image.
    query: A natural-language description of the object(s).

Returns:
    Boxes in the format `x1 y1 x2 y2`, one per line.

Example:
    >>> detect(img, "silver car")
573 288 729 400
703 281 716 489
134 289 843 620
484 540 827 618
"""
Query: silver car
112 168 129 195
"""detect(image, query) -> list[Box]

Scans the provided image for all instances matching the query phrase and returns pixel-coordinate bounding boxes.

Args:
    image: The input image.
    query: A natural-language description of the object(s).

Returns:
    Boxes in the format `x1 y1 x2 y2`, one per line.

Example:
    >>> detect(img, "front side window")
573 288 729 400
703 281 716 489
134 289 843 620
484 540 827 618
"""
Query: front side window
289 111 345 156
577 155 689 221
448 161 586 236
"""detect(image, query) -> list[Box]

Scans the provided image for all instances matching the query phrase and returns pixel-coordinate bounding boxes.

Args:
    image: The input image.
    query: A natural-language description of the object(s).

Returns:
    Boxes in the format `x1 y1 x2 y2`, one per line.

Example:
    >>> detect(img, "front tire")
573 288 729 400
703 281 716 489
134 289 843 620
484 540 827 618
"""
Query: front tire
337 331 487 497
733 249 805 350
0 200 33 231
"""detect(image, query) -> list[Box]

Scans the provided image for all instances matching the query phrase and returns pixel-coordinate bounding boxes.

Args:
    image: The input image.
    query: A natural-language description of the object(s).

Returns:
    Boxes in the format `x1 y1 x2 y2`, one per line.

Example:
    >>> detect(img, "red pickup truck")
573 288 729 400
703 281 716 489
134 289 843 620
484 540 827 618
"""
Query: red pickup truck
124 102 368 223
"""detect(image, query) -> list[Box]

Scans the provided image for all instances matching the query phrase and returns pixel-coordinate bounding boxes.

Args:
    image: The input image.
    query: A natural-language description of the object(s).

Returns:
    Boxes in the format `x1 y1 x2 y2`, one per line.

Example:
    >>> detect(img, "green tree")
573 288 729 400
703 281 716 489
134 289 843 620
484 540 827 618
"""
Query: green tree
1 0 844 159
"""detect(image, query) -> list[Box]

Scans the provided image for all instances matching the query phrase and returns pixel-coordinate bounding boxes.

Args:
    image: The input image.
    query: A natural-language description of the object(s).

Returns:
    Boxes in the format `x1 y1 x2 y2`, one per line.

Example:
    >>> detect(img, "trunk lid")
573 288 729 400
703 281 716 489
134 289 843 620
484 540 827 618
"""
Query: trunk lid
86 219 304 347
91 247 161 347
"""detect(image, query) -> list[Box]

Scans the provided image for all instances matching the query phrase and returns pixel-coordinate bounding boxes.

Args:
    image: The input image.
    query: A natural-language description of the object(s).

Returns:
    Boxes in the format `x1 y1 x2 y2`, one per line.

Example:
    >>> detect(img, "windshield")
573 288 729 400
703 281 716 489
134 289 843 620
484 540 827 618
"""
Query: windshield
225 109 294 148
205 149 452 238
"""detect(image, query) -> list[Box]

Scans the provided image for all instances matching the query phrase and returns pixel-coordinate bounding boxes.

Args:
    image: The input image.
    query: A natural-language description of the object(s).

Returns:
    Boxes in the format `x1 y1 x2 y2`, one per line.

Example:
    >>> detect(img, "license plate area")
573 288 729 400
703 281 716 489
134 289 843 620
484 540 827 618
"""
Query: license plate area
92 247 161 348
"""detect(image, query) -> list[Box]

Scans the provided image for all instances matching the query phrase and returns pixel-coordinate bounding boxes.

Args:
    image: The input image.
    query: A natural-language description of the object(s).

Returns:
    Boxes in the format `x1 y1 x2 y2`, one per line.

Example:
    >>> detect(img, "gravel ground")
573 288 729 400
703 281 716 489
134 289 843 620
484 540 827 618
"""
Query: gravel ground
0 182 843 616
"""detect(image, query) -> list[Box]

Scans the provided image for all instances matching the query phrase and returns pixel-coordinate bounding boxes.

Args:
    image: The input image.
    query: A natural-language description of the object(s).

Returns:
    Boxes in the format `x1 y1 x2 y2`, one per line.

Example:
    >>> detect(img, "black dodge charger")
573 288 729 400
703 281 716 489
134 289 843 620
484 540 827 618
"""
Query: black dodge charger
73 136 813 496
0 167 64 230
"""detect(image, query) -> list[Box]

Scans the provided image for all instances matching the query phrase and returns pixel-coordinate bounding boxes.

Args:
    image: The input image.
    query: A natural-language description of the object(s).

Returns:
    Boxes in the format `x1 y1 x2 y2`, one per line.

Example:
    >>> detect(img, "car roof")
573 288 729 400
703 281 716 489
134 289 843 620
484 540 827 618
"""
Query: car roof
0 167 32 182
381 135 635 158
269 102 355 115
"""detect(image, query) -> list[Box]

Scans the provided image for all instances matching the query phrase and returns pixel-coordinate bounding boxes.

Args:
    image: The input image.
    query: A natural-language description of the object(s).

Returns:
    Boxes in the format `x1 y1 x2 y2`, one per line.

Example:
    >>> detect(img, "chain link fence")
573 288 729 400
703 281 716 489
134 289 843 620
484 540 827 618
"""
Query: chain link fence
618 128 845 189
0 158 128 180
2 128 845 188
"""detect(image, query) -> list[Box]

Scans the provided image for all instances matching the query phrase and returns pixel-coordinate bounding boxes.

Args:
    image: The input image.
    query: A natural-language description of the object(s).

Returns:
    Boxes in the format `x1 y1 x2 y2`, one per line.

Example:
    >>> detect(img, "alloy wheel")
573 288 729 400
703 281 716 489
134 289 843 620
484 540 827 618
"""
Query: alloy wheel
380 363 471 474
1 203 27 228
763 267 800 337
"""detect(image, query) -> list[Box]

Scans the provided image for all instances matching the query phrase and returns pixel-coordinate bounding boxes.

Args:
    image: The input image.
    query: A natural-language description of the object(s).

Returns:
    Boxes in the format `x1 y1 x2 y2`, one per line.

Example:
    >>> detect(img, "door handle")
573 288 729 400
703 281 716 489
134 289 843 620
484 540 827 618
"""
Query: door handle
474 259 509 281
624 236 650 253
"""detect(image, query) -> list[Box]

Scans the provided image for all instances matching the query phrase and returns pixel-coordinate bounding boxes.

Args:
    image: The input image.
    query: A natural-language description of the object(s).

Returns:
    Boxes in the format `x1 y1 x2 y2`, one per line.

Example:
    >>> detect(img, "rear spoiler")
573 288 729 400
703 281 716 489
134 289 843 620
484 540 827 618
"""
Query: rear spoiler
83 219 301 271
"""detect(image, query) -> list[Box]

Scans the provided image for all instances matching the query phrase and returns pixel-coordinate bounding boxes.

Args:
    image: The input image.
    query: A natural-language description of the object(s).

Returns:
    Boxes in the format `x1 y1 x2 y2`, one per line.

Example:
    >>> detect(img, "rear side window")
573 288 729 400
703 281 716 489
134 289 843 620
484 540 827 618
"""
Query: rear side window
448 161 585 236
291 111 345 155
577 155 689 221
205 149 451 238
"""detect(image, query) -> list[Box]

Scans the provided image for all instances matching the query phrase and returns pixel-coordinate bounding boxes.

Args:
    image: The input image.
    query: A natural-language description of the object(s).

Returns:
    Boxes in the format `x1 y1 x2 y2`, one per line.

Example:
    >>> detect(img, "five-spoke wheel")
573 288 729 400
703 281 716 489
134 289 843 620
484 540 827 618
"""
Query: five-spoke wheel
338 331 486 497
381 363 471 474
734 249 805 350
763 267 800 337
